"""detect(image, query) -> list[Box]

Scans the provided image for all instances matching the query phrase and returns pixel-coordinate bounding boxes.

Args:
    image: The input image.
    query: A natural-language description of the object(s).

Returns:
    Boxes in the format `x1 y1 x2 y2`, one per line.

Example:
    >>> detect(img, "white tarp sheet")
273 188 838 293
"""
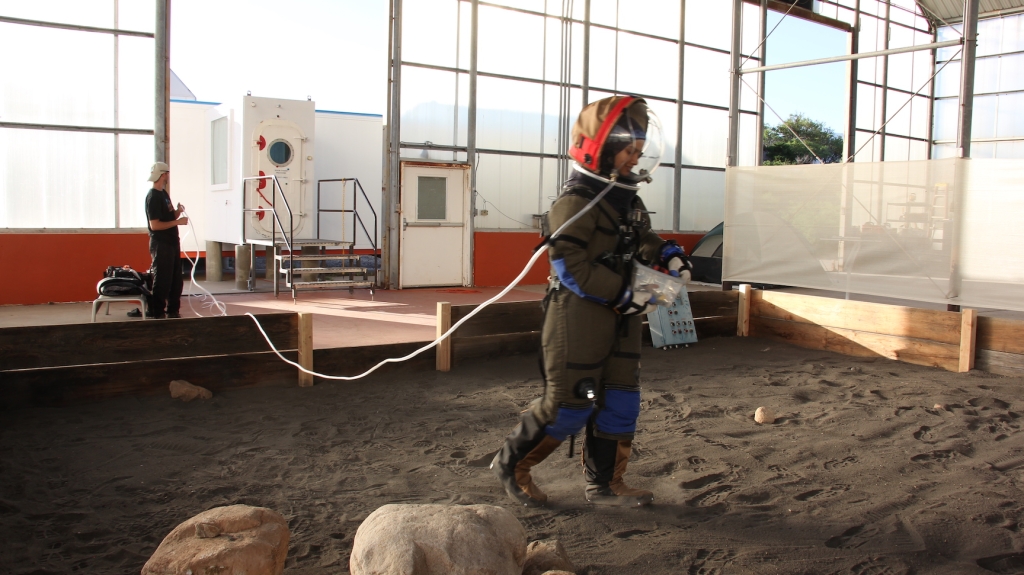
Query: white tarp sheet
723 158 1024 311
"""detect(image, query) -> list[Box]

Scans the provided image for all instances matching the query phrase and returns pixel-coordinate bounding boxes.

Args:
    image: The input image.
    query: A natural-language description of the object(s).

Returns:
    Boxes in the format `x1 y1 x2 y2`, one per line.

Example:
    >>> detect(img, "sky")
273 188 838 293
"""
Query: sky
763 11 850 133
170 1 850 132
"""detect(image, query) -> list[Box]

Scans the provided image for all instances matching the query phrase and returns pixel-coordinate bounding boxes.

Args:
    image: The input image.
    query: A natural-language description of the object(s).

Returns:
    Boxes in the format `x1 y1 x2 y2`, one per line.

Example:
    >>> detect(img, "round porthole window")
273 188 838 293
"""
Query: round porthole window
268 139 293 166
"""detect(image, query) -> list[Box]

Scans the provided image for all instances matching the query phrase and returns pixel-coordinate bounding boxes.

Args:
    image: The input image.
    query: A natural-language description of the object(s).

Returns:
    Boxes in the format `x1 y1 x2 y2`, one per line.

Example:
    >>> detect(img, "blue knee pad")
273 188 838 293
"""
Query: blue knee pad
594 389 641 435
545 404 594 441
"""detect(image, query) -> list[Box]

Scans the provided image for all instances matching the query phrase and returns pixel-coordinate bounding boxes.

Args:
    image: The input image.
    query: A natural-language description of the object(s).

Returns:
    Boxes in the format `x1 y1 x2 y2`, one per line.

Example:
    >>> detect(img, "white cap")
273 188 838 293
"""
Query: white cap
148 162 169 182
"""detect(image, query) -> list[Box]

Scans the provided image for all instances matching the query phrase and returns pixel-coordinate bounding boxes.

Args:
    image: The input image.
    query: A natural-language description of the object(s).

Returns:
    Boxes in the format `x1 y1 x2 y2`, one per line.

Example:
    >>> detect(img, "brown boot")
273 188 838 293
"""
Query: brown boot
491 411 562 507
583 428 653 507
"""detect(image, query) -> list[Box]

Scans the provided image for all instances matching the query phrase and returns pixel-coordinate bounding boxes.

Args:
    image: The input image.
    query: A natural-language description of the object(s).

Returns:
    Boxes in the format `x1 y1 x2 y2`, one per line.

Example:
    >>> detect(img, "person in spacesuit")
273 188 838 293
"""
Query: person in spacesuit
491 96 691 507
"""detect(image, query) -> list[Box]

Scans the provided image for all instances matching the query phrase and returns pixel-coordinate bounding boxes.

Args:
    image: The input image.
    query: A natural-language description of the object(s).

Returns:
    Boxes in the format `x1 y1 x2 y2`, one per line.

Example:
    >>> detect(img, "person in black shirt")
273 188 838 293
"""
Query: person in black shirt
144 162 188 318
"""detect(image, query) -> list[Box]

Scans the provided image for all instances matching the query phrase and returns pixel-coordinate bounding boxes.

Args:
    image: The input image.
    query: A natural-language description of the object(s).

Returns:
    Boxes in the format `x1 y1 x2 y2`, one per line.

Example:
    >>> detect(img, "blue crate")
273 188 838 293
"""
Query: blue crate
647 289 698 349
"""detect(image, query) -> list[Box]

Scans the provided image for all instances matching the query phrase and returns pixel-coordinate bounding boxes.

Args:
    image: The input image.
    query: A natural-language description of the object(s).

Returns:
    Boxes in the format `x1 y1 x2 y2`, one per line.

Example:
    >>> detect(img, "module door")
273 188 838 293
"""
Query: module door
249 120 308 239
399 165 470 288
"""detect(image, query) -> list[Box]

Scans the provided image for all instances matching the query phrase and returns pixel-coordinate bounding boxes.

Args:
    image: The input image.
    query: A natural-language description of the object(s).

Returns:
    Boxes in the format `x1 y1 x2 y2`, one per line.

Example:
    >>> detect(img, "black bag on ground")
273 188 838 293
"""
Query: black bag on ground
97 266 153 297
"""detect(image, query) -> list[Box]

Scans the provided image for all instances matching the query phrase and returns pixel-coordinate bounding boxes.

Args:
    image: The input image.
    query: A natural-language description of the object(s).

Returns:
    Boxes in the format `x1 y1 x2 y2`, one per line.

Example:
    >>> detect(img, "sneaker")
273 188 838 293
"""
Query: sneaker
126 308 142 318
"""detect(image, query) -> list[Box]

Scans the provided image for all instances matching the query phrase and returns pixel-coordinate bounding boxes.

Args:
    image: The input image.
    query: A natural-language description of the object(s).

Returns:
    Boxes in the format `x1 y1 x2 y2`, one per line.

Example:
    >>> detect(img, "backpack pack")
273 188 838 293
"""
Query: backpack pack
97 266 153 297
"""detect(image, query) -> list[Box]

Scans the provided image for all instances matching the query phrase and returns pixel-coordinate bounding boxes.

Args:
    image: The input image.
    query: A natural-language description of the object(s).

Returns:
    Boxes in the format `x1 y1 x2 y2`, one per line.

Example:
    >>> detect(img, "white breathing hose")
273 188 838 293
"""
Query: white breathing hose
246 172 623 381
179 211 228 317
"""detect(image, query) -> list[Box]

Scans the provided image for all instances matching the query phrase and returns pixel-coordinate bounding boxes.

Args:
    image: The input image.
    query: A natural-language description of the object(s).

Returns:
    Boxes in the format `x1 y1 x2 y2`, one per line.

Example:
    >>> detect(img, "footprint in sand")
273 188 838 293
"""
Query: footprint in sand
910 449 954 463
685 484 733 507
913 426 934 442
848 557 906 574
794 484 849 502
687 548 737 574
824 524 879 549
976 552 1024 574
824 456 857 470
968 397 1012 410
680 472 724 490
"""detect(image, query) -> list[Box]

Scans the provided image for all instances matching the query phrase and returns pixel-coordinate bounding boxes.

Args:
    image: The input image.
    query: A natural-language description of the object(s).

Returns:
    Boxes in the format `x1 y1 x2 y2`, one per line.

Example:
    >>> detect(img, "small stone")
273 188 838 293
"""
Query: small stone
541 571 576 575
523 539 575 575
195 522 221 538
143 504 288 575
934 403 946 411
350 504 526 575
754 406 776 424
170 380 213 402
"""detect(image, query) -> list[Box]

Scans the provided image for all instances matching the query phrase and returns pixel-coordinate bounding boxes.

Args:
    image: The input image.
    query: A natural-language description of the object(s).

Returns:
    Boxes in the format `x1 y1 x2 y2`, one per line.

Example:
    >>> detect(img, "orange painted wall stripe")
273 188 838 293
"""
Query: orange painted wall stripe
472 231 704 287
0 233 151 305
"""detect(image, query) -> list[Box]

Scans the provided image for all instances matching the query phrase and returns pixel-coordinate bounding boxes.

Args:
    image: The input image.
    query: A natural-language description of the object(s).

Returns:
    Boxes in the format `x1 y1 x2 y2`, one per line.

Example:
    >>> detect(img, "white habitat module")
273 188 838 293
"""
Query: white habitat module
205 95 317 244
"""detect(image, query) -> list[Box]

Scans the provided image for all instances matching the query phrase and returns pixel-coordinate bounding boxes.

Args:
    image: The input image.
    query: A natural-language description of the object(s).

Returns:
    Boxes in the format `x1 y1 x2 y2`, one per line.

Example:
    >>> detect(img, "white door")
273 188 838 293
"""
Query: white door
250 120 307 238
399 165 470 288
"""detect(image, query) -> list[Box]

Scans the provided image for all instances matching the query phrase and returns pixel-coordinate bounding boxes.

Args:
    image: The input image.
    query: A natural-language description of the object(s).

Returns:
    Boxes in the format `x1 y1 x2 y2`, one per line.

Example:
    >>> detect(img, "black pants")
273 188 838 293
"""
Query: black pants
150 239 183 316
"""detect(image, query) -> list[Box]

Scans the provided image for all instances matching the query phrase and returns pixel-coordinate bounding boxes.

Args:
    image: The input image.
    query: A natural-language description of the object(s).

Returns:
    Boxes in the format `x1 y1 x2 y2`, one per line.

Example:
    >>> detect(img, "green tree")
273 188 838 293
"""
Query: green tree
762 114 844 165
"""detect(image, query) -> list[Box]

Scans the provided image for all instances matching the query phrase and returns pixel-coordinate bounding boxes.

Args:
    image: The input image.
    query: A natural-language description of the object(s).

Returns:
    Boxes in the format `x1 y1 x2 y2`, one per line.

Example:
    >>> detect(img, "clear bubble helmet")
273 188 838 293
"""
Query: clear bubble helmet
568 96 665 185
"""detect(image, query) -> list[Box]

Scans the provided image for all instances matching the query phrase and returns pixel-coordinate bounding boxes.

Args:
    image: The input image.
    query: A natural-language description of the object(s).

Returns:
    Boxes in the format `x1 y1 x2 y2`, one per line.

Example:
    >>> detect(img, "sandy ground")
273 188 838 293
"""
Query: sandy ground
2 336 1024 574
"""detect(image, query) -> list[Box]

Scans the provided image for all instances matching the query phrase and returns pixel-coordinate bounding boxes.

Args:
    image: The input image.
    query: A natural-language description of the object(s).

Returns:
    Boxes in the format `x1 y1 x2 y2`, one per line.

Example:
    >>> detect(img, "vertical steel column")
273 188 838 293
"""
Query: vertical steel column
723 0 742 292
467 0 478 286
948 0 980 309
754 0 767 166
726 0 742 168
844 0 860 162
957 0 980 158
114 0 120 227
154 0 169 163
878 1 890 162
384 0 402 289
582 0 590 106
673 0 685 233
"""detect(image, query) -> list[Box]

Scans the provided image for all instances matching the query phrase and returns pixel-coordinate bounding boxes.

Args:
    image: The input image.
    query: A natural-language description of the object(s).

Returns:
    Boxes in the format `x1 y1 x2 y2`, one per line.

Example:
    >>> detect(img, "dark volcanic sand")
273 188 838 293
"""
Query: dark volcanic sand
2 337 1024 574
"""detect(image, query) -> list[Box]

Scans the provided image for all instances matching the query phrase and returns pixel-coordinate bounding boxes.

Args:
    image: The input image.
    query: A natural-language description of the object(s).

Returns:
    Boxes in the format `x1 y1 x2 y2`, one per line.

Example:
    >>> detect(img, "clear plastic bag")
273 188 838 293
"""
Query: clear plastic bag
631 261 685 306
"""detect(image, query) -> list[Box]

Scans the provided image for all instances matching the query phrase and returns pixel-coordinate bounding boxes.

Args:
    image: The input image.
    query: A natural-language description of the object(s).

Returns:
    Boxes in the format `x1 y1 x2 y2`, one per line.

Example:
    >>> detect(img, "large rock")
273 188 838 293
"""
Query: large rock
142 504 289 575
523 539 575 575
170 380 213 402
350 504 527 575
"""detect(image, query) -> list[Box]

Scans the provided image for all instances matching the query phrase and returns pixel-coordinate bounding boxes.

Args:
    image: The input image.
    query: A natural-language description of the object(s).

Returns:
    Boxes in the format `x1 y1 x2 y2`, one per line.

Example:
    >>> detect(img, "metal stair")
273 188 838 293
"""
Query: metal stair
242 175 380 301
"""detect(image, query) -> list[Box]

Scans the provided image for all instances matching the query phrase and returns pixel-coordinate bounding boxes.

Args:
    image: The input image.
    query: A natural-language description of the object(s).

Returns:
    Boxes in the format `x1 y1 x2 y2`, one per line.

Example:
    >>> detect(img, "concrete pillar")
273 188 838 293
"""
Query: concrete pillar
264 246 277 279
205 241 223 282
301 246 320 283
235 244 252 290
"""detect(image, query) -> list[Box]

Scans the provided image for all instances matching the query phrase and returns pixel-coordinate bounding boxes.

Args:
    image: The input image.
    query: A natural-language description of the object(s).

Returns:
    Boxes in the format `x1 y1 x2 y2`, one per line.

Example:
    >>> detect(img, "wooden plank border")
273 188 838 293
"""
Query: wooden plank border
436 302 452 372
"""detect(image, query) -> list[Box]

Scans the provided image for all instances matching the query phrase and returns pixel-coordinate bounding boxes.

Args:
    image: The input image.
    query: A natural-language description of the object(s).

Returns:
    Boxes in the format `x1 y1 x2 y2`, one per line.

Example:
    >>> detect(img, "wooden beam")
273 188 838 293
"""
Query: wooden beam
737 284 751 336
977 316 1024 355
298 312 314 387
449 300 543 337
751 316 960 372
2 351 299 409
437 302 452 372
452 332 540 363
0 313 298 371
688 290 740 319
315 341 434 376
976 349 1024 377
752 291 961 345
959 308 977 373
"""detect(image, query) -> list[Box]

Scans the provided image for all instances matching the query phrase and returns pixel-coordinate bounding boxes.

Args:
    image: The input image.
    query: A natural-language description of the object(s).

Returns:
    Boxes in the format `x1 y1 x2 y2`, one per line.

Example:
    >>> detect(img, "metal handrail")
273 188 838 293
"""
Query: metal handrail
241 174 295 296
316 178 380 285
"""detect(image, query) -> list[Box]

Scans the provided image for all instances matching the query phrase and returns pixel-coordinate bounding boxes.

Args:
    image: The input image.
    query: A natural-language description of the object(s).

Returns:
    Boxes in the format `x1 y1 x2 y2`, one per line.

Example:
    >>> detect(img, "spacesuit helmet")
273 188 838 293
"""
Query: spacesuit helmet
568 96 664 184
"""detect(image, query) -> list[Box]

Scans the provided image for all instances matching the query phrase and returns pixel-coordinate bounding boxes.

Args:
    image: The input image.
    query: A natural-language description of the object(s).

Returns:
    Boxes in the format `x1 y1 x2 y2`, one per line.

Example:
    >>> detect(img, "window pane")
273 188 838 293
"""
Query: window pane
119 35 155 130
678 168 725 231
475 154 541 230
119 133 155 228
683 46 729 106
118 0 155 33
211 117 228 185
934 59 960 98
681 105 726 168
0 128 115 228
931 97 958 141
1001 13 1024 53
616 34 677 98
478 6 545 79
977 17 1003 57
685 1 731 52
619 0 680 39
401 0 459 68
476 77 543 153
999 53 1024 92
400 66 458 154
971 94 997 139
996 93 1024 139
0 24 114 127
418 176 447 220
0 0 113 28
639 169 673 231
